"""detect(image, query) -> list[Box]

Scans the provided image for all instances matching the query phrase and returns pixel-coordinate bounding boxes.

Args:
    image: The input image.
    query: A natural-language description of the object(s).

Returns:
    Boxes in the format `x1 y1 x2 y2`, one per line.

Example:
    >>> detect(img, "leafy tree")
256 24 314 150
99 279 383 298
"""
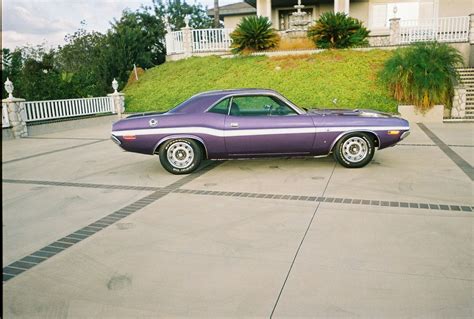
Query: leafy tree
58 23 111 97
107 8 167 89
153 0 213 31
307 12 369 49
230 16 280 53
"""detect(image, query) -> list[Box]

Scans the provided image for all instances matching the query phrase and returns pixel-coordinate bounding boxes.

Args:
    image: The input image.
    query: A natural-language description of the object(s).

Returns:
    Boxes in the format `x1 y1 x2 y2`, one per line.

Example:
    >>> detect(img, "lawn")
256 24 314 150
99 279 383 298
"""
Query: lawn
124 49 398 113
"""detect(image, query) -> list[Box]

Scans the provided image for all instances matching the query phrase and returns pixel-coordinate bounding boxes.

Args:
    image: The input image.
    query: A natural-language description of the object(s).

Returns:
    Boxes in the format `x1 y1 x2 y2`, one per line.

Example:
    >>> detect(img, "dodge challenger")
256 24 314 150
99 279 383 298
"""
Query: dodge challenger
111 89 410 174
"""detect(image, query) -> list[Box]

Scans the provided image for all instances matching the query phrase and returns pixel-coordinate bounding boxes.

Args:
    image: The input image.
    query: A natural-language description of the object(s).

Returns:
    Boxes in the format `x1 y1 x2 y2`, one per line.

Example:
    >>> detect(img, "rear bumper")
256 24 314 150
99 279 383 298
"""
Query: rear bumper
400 130 410 140
111 135 121 145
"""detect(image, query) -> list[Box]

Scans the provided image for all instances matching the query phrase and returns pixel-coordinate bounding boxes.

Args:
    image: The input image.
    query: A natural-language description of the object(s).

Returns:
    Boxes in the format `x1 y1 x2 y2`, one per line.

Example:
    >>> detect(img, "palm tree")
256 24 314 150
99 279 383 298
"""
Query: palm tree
214 0 219 28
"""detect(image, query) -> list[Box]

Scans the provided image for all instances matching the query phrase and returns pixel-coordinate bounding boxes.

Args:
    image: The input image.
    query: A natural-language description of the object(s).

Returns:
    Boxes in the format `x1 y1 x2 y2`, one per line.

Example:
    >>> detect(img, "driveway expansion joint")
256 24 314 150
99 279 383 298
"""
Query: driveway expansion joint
2 140 108 165
417 123 474 181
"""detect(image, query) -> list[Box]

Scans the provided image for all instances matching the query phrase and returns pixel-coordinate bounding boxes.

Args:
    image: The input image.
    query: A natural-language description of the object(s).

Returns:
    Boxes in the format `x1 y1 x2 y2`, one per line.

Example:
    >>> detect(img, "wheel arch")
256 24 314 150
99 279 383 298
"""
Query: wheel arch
153 135 209 159
330 130 380 153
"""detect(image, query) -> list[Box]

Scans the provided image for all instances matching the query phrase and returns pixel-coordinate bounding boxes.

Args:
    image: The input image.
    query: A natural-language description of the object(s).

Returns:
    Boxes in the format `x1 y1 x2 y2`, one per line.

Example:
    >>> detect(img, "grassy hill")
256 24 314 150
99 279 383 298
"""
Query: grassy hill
124 50 397 113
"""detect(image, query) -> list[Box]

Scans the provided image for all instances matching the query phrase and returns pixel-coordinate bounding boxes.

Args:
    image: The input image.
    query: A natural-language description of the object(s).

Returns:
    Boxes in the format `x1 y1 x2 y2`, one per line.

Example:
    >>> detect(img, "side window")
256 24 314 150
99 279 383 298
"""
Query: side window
230 95 297 116
208 98 230 115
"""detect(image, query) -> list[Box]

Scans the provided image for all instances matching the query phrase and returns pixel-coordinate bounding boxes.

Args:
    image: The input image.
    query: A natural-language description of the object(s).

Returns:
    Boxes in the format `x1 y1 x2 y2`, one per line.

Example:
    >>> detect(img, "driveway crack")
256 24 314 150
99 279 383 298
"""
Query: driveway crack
270 162 337 318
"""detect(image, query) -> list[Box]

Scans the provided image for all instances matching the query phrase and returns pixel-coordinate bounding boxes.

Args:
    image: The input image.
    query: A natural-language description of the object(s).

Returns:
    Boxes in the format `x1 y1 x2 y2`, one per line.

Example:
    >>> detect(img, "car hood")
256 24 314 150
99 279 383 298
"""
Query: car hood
307 108 395 118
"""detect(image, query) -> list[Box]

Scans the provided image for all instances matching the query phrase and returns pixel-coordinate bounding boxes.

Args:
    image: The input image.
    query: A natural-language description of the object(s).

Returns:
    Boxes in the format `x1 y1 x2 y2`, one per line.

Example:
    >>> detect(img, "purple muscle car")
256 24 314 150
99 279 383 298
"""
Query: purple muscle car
111 89 410 174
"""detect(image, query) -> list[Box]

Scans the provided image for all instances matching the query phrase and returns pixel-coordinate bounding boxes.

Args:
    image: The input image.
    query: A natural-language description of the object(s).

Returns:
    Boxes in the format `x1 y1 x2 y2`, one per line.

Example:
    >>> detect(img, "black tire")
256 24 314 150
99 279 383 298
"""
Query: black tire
159 139 203 174
333 132 375 168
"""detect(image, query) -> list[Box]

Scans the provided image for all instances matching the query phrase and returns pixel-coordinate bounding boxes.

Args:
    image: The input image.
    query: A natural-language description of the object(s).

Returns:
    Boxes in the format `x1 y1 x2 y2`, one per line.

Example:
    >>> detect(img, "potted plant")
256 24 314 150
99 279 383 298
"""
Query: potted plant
379 42 463 123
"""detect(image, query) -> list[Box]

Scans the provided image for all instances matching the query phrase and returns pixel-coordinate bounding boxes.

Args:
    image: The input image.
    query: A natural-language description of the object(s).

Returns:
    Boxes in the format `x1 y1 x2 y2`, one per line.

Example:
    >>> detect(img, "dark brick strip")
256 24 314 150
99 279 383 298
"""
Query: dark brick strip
2 140 107 165
174 188 472 213
399 143 473 148
2 162 220 283
23 137 107 141
2 179 161 192
417 123 474 181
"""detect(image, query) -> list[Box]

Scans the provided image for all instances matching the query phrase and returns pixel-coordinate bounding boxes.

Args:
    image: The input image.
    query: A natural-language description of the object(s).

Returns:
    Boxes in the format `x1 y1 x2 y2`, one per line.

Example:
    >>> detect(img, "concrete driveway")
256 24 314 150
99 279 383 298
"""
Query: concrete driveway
2 119 473 318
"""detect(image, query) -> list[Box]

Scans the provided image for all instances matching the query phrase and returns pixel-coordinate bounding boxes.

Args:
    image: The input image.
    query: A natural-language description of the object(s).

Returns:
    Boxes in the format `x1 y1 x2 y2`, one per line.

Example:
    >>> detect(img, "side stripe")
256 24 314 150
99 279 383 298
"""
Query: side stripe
112 126 410 138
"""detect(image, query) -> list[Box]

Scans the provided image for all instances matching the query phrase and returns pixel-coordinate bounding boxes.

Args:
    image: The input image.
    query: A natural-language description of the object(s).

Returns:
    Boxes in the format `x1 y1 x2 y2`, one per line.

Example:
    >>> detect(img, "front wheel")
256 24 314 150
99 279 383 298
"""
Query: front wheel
159 139 202 174
333 132 375 168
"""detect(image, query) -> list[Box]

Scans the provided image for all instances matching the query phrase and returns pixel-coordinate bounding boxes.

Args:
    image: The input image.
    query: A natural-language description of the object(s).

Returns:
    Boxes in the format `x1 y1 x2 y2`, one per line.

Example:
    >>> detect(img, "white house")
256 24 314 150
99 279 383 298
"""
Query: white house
208 0 474 32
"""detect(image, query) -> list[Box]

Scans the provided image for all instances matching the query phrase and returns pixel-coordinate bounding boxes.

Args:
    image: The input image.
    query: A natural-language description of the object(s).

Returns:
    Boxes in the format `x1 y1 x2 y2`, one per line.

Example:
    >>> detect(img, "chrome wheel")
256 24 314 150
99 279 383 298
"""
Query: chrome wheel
167 142 194 169
342 137 368 163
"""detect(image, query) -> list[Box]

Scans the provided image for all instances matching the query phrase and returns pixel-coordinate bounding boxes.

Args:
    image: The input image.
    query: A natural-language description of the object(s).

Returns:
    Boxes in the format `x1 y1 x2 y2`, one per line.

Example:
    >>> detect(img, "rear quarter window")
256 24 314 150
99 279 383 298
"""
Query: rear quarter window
208 98 230 115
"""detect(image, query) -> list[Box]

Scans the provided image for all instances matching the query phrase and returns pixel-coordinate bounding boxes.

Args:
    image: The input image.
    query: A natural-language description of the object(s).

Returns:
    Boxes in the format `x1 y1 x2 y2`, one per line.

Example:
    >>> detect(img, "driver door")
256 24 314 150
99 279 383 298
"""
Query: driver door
224 95 315 156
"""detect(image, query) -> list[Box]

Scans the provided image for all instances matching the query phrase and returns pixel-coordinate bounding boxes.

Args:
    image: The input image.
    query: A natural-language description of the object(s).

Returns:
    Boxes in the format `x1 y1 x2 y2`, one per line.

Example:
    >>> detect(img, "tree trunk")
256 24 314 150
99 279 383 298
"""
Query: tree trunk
214 0 220 28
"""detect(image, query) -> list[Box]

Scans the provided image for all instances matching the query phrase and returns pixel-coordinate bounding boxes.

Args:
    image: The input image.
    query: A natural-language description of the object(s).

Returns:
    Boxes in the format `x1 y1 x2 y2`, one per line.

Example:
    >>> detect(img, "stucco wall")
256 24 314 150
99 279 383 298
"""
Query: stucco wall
438 0 473 17
350 1 369 26
223 15 252 29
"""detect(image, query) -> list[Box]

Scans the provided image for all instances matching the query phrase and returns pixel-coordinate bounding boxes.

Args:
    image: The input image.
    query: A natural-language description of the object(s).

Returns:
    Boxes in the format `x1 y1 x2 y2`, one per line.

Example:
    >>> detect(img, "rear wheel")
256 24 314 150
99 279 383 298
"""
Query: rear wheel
333 132 375 168
159 139 202 174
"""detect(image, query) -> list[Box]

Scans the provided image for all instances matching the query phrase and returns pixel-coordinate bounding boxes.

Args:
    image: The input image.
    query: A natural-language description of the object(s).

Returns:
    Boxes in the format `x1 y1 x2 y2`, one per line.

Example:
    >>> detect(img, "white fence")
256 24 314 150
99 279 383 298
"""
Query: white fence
400 16 470 44
24 96 114 123
2 103 10 127
192 29 232 52
165 28 233 54
165 31 184 54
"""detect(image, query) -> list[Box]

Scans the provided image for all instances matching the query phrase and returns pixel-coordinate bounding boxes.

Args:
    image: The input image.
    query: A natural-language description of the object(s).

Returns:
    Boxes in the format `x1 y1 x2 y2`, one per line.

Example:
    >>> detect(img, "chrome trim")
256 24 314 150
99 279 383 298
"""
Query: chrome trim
204 92 305 115
400 130 410 140
111 135 121 145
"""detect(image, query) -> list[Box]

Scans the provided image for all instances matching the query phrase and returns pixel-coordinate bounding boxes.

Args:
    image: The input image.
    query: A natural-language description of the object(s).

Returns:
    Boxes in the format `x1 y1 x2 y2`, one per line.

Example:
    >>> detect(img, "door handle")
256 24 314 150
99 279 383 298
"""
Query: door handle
230 122 239 128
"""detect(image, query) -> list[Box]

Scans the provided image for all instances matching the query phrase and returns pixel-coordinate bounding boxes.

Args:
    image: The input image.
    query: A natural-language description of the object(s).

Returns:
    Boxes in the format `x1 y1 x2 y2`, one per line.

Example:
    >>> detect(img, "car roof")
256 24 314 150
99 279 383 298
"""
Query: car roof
195 88 280 98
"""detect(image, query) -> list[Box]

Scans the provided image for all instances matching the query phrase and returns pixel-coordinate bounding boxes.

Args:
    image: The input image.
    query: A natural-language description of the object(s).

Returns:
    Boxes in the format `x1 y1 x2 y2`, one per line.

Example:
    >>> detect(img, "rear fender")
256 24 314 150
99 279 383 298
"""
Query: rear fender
153 135 209 158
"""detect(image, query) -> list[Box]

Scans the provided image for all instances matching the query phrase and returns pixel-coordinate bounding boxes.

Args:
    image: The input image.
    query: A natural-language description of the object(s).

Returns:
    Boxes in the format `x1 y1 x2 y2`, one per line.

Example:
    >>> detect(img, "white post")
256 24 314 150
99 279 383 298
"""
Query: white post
182 15 193 57
469 13 474 44
266 0 272 19
107 78 125 118
389 17 401 45
344 0 350 15
2 78 28 138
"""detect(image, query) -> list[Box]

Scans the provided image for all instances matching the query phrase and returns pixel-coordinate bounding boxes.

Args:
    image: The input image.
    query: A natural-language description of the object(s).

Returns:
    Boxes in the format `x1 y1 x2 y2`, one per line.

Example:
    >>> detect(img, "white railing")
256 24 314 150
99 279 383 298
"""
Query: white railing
192 28 232 52
2 103 10 128
24 96 114 122
165 31 184 54
400 16 470 44
165 28 233 55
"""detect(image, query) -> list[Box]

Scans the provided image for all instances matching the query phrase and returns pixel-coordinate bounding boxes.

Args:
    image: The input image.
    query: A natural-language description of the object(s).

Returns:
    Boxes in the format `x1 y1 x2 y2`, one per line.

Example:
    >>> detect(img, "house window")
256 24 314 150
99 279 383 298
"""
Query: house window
370 1 435 29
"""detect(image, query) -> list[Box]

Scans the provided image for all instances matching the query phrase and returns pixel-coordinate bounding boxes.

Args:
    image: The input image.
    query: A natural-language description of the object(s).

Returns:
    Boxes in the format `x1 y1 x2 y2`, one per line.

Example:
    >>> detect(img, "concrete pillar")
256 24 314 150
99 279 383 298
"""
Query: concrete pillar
451 85 466 118
334 0 348 13
389 17 401 45
107 78 125 117
107 92 125 117
469 13 474 44
182 26 193 57
257 0 271 19
3 97 28 138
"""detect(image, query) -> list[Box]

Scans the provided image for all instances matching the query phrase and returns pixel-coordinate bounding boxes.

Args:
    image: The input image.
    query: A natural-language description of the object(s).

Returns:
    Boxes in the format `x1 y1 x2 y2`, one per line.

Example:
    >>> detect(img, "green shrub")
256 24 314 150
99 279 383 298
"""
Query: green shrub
230 16 280 53
379 42 463 111
307 12 369 49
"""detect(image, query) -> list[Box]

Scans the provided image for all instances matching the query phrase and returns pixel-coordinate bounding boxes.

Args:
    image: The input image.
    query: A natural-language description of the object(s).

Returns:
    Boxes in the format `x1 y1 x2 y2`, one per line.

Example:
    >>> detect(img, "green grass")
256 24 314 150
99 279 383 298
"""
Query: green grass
124 49 398 113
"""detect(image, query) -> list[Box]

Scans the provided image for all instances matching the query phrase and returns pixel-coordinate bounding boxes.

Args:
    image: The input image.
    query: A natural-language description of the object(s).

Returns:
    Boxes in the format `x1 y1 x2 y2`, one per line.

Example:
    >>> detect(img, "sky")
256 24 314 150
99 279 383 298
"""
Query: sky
2 0 236 49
